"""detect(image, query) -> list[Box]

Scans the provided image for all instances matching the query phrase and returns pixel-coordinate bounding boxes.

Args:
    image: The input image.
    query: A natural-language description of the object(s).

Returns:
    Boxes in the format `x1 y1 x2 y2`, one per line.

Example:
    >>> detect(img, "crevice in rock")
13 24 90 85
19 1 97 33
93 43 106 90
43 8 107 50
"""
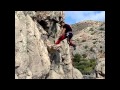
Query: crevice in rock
37 20 49 30
45 73 49 79
99 71 105 77
15 66 19 69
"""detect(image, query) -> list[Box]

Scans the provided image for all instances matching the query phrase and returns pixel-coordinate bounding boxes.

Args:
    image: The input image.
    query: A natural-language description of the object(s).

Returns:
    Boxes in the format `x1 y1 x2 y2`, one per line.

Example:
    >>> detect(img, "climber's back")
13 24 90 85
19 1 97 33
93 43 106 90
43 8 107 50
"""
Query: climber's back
63 24 72 33
60 21 72 34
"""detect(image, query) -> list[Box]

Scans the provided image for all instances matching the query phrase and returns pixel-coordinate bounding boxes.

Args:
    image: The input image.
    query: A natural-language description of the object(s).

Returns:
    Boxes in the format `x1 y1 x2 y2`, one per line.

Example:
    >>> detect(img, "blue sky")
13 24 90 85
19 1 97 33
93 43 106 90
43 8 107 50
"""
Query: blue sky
65 11 105 24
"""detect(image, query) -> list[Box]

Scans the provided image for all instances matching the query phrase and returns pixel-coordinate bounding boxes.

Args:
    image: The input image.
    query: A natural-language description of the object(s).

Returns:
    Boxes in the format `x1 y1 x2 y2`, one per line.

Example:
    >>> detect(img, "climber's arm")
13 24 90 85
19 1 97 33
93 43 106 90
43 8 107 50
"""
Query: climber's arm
60 28 66 36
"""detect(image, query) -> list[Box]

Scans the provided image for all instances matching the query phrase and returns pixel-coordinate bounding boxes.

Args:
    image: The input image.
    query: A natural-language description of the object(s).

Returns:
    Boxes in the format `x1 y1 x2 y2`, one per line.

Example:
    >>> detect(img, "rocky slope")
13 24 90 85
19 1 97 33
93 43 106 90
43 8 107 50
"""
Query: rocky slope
70 20 105 79
15 11 83 79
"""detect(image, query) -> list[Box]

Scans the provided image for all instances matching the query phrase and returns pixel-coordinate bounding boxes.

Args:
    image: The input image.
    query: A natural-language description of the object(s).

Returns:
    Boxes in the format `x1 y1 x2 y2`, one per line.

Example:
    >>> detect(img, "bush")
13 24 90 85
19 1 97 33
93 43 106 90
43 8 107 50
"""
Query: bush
89 28 94 31
73 54 96 75
82 54 87 58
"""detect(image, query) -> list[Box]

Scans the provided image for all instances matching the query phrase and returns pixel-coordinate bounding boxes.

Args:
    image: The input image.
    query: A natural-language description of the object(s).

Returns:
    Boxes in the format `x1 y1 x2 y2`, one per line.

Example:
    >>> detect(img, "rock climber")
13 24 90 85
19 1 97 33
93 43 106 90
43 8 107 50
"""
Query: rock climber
55 21 76 50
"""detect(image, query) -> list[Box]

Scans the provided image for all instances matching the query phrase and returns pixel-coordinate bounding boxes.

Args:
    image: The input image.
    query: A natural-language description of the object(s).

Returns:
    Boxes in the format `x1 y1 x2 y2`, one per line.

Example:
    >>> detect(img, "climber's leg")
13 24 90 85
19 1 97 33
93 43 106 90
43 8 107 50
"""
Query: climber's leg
55 34 66 44
67 33 76 50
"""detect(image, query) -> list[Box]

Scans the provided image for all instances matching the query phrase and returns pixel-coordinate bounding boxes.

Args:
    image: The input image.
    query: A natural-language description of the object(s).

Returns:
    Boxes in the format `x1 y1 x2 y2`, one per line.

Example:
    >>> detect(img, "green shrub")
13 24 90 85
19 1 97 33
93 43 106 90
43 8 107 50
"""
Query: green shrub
89 28 94 31
82 54 87 58
73 54 96 75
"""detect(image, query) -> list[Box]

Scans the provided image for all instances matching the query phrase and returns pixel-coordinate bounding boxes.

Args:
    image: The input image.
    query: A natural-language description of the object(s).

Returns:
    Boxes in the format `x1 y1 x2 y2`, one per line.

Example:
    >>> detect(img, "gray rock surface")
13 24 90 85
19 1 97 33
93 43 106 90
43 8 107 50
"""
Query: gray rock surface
15 11 83 79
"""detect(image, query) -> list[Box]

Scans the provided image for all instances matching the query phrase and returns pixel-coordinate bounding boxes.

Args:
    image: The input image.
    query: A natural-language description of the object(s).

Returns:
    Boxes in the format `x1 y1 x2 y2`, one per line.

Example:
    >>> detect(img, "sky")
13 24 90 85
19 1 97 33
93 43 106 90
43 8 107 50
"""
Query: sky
65 11 105 24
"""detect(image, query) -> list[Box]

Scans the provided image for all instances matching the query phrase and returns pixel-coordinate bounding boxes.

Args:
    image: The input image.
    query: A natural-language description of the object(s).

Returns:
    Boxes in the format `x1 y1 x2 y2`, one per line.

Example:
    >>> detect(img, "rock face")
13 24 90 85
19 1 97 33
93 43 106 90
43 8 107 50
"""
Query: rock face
95 58 105 78
71 20 105 79
15 11 83 79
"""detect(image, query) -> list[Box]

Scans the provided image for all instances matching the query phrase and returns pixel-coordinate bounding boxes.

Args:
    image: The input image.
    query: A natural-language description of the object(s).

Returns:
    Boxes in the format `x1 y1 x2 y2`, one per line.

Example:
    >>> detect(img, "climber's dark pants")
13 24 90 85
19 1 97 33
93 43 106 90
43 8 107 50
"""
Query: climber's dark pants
55 33 75 46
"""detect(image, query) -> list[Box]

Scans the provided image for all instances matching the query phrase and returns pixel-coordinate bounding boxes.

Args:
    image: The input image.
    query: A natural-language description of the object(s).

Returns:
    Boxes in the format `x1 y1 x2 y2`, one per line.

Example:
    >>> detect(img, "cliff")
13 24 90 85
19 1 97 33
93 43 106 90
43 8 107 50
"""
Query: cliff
15 11 83 79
